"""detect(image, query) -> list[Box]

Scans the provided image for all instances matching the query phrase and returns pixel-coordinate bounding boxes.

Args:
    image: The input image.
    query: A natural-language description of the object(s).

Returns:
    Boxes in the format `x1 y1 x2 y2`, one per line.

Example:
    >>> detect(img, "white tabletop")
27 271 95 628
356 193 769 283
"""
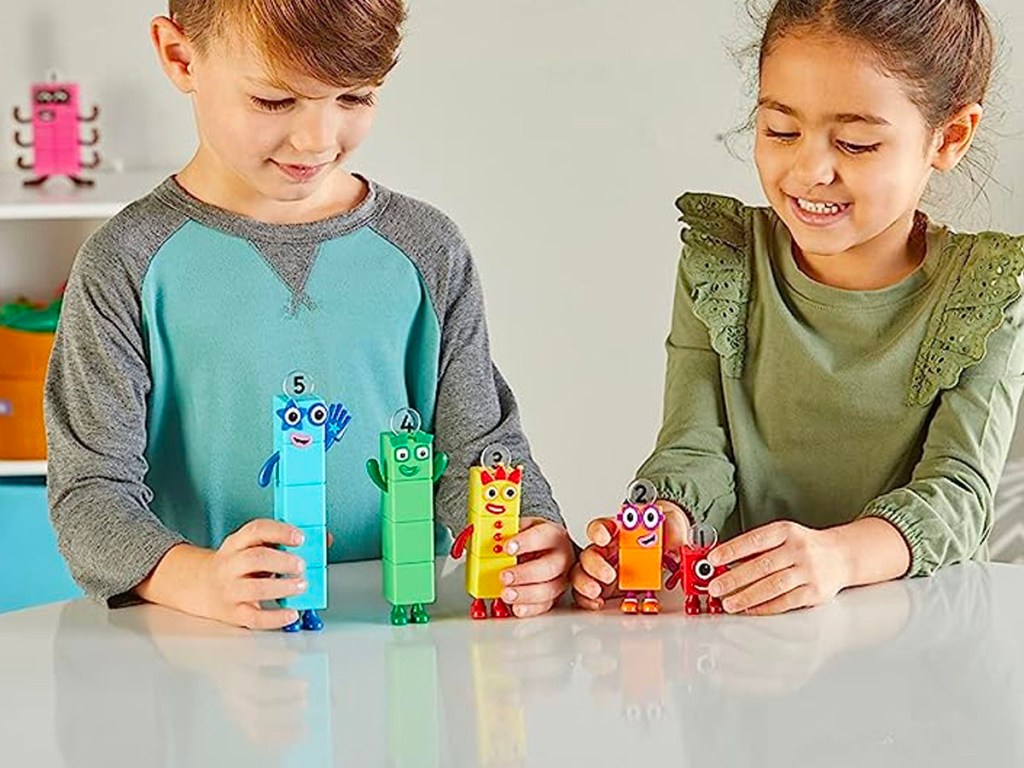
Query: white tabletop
2 559 1022 767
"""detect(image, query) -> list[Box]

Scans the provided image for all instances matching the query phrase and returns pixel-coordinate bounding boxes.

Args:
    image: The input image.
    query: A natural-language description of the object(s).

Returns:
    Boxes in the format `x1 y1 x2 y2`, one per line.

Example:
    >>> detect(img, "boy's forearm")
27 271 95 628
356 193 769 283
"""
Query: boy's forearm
832 517 912 589
134 543 214 613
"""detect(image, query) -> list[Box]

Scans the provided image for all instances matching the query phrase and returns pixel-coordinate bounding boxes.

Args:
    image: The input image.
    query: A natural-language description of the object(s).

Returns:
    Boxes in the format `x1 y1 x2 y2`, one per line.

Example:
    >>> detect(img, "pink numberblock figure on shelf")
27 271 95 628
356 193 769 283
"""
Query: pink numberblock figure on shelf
13 76 100 187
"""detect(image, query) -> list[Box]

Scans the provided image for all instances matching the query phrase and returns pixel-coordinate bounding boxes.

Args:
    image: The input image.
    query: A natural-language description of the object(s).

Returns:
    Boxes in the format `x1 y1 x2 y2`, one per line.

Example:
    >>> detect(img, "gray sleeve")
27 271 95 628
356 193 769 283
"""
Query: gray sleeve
44 196 188 606
371 193 565 531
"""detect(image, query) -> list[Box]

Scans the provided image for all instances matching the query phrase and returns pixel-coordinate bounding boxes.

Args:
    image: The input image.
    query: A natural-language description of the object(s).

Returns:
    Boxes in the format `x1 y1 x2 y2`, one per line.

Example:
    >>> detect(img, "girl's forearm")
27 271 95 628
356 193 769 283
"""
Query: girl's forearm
831 517 911 589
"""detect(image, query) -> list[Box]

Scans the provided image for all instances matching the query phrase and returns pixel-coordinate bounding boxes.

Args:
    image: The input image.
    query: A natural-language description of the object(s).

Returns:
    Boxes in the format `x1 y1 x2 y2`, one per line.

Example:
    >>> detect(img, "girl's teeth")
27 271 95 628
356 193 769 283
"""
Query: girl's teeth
797 198 844 215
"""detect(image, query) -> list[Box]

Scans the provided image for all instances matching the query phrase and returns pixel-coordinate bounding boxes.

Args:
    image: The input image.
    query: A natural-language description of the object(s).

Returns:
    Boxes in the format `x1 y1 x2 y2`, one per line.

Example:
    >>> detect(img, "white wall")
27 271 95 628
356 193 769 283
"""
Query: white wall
1 1 1022 538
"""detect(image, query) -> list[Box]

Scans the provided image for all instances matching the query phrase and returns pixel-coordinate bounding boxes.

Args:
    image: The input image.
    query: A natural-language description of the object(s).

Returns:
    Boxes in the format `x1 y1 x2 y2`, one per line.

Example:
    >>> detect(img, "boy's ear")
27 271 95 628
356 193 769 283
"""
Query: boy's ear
931 103 983 172
151 15 197 94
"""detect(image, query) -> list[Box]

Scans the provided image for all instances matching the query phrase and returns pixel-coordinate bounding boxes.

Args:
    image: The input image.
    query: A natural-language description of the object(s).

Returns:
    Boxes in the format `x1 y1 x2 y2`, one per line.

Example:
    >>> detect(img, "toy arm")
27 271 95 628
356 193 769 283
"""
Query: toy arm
257 451 280 488
79 128 99 147
366 458 387 492
79 105 100 122
16 156 34 170
13 106 31 124
14 131 32 148
432 451 449 484
450 524 474 559
82 151 101 169
324 403 352 452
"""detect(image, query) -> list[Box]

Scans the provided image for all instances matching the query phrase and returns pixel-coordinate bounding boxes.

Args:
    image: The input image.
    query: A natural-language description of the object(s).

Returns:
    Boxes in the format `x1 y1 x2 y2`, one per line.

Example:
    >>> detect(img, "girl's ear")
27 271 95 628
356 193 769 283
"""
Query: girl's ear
931 103 983 172
151 15 197 95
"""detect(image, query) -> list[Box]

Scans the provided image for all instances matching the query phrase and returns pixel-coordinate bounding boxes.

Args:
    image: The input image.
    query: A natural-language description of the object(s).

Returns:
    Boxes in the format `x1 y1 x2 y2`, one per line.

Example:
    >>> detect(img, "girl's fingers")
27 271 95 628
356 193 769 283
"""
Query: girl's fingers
234 604 300 631
721 566 805 613
232 546 306 579
572 589 604 611
586 518 618 547
225 519 303 553
709 548 796 599
511 600 555 618
502 548 572 587
580 545 617 586
503 576 569 607
743 585 819 616
709 521 793 567
230 575 308 604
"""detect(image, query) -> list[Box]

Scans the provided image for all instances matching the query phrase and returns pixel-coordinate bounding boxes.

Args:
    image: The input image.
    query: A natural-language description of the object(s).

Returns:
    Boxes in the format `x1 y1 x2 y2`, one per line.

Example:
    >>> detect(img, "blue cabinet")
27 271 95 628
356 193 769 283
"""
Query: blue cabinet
0 478 82 613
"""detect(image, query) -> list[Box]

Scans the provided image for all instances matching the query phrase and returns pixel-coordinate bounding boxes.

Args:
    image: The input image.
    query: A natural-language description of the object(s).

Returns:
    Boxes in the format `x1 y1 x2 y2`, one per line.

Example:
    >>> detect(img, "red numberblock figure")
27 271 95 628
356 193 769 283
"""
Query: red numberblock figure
668 523 726 616
13 76 100 187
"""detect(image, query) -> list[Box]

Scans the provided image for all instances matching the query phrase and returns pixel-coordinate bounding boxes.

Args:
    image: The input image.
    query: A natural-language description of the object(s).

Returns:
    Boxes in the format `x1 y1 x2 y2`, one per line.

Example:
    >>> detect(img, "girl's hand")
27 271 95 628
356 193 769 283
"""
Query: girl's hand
706 521 852 616
499 518 575 617
571 499 689 610
139 519 311 630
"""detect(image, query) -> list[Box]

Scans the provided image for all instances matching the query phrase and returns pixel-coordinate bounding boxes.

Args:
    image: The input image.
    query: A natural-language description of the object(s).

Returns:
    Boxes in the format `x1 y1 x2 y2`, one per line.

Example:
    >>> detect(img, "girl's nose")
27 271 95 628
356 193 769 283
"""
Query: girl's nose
791 140 837 189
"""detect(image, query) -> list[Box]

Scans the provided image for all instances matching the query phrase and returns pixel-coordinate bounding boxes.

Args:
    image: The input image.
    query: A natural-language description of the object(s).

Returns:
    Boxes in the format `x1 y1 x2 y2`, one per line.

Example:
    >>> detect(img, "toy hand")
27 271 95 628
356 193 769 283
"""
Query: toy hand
324 404 352 449
498 519 574 618
706 521 849 615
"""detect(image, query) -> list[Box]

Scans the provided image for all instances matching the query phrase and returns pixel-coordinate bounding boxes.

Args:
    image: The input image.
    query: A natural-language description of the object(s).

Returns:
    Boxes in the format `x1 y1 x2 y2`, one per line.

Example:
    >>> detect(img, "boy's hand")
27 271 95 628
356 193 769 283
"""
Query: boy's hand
705 521 848 615
140 519 311 630
571 499 689 610
498 518 575 618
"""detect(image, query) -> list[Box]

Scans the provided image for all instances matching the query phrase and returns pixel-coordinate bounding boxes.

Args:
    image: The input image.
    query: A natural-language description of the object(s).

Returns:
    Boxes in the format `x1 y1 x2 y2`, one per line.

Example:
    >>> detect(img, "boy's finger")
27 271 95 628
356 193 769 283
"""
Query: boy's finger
502 548 572 586
512 600 556 618
571 564 603 600
572 589 604 611
502 576 569 607
233 546 306 579
586 518 617 547
506 519 562 557
227 519 303 552
232 575 308 604
236 605 300 631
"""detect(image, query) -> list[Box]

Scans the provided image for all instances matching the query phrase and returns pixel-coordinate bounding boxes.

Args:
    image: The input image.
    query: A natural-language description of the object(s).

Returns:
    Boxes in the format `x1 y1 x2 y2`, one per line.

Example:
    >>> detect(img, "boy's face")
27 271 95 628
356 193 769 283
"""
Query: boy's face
754 34 939 262
184 30 378 205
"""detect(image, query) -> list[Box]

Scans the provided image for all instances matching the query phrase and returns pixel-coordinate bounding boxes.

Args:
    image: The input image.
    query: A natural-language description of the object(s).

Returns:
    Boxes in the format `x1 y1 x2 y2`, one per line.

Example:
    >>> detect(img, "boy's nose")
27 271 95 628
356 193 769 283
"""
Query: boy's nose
289 109 338 156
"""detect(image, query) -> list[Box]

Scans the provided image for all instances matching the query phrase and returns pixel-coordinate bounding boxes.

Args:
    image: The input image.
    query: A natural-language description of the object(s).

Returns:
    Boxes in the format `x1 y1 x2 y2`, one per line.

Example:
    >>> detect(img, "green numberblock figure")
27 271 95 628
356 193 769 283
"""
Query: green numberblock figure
367 409 448 625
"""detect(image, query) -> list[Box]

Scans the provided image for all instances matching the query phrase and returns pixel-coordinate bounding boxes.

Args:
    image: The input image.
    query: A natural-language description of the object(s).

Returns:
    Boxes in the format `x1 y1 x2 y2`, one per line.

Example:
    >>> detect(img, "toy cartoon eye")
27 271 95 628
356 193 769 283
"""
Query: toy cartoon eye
618 505 639 531
395 448 410 462
694 559 714 581
485 487 499 500
283 405 302 427
415 445 430 460
36 91 53 104
642 505 662 530
307 403 328 426
53 90 69 103
503 486 518 500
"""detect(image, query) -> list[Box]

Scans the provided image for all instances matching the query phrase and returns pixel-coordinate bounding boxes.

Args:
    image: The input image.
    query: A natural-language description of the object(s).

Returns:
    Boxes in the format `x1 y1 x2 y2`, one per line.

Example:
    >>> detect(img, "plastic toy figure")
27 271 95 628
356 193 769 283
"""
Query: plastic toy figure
450 443 522 619
367 408 448 626
258 371 351 632
667 523 726 616
614 479 677 615
13 76 100 187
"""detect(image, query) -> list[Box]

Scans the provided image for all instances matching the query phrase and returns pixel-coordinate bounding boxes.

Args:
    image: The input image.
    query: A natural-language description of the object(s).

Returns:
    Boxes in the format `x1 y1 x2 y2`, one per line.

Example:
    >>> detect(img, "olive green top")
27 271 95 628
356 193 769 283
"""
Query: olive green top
637 193 1024 576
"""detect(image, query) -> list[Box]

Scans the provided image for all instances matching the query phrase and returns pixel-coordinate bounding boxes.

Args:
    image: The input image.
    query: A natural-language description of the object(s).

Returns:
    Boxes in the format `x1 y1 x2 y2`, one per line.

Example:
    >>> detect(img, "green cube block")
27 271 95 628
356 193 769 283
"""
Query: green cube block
384 480 434 523
382 519 435 564
383 558 435 606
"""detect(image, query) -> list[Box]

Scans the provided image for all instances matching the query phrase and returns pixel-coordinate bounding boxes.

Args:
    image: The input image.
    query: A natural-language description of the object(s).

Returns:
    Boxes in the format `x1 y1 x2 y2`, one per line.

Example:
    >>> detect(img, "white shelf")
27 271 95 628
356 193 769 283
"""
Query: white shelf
0 460 47 478
0 170 173 221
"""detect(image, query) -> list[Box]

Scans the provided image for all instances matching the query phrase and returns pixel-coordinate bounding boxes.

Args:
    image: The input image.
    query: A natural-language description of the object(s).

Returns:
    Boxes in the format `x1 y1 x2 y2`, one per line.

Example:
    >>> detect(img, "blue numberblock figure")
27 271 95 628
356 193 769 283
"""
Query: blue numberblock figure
258 371 352 632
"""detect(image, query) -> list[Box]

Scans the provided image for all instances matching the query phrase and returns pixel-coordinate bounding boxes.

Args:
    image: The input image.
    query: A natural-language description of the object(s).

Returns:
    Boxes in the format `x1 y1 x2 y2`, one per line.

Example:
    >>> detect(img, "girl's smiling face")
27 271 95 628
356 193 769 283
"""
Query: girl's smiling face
754 33 943 264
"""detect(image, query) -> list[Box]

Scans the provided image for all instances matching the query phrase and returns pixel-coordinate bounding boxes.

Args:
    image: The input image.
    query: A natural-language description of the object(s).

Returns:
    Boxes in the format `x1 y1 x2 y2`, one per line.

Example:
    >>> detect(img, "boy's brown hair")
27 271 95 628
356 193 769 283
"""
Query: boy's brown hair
169 0 406 88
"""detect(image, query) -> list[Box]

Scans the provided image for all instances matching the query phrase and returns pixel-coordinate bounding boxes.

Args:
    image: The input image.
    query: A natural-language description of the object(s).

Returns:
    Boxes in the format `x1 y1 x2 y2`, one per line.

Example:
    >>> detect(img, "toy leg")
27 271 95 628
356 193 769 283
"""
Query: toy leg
684 594 702 616
23 176 50 187
282 616 302 633
640 592 661 615
621 592 639 614
68 175 95 187
390 604 409 626
301 609 324 631
410 604 430 624
707 596 724 615
490 599 511 619
470 598 487 620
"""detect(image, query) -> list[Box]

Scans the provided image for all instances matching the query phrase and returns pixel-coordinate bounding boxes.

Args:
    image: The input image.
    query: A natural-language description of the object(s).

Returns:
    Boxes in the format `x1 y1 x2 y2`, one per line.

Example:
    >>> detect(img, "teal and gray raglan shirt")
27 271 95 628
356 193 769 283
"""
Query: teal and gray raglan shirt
44 177 564 605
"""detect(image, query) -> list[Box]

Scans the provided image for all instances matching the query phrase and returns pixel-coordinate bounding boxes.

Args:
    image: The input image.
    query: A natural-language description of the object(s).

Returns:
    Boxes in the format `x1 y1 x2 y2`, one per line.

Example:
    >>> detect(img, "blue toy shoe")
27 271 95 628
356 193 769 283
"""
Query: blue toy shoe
301 609 324 631
282 617 302 633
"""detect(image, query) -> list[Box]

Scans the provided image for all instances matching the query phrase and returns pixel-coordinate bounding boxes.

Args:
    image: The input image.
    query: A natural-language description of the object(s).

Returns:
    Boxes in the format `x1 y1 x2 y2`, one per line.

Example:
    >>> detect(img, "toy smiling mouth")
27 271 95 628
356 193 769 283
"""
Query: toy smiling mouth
290 433 312 449
399 465 420 477
486 503 506 514
639 533 658 547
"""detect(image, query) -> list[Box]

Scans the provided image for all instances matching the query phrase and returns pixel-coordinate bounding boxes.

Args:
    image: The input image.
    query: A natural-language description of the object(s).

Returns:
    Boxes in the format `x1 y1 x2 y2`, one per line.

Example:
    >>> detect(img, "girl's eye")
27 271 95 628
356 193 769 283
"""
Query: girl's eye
837 140 881 155
765 128 800 142
339 92 376 108
251 96 295 112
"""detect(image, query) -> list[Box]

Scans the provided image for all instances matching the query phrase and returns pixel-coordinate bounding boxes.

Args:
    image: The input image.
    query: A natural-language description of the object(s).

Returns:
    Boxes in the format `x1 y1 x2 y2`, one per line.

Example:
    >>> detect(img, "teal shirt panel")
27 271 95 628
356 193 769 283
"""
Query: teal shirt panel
140 221 448 562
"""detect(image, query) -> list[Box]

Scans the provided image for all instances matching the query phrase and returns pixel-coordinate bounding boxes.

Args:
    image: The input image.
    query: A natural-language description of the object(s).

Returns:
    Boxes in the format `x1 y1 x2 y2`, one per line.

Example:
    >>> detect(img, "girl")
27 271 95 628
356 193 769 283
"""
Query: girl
572 0 1024 616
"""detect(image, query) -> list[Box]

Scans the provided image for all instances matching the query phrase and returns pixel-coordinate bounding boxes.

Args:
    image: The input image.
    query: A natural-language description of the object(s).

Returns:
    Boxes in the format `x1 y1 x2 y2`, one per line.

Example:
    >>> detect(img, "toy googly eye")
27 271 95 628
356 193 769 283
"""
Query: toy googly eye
694 559 715 581
307 403 328 426
642 505 662 530
395 448 410 462
54 90 69 103
503 486 517 500
415 445 430 460
485 487 499 500
283 405 302 427
618 505 640 531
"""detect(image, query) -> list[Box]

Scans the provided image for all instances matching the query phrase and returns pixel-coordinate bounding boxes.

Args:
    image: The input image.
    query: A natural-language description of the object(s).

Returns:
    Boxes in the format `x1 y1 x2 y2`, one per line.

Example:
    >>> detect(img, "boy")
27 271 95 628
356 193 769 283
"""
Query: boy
44 0 573 629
